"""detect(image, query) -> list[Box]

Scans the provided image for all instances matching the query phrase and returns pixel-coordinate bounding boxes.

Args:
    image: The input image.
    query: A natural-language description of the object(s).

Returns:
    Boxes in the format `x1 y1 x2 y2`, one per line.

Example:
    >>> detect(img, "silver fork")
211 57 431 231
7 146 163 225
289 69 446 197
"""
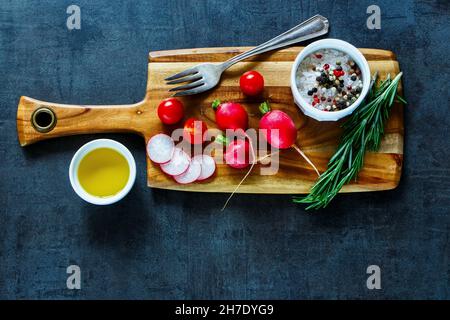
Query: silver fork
165 15 329 96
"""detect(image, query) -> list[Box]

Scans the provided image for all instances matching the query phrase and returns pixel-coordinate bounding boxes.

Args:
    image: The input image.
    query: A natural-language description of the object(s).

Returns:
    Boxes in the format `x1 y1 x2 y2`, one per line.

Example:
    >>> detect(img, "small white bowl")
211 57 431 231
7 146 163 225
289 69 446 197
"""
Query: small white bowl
69 139 136 205
290 38 371 121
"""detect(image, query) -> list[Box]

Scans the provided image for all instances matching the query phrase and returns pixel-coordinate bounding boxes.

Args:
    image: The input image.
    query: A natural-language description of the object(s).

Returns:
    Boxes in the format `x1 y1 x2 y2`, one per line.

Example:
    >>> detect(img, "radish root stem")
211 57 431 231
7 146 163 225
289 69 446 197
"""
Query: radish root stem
253 150 280 164
221 143 319 211
221 136 257 211
291 144 320 177
221 138 282 211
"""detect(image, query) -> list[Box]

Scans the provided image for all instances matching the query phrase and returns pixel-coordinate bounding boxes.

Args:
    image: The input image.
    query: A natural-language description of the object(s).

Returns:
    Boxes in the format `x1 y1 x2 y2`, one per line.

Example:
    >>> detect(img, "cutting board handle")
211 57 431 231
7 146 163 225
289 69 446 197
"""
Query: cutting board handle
17 96 146 146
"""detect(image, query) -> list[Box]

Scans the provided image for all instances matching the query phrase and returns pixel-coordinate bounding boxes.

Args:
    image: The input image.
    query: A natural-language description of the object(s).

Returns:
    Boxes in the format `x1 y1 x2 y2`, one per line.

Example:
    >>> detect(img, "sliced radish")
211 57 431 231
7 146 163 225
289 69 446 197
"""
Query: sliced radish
160 148 190 176
174 158 202 184
193 155 216 181
147 134 175 164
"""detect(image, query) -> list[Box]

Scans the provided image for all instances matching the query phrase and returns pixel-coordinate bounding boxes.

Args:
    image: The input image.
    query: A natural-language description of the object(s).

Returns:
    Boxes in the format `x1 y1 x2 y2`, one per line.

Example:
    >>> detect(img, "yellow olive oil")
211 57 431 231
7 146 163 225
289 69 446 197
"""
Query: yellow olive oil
77 148 130 198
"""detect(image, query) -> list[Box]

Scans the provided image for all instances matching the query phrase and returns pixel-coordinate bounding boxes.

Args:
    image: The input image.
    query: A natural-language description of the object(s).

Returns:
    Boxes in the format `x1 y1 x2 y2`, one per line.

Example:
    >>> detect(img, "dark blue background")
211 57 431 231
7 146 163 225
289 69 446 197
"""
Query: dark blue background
1 0 449 299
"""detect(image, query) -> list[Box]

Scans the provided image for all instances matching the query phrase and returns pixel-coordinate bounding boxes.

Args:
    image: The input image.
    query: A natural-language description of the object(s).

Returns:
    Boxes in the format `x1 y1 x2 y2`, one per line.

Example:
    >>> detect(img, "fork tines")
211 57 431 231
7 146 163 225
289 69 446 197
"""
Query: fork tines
165 66 207 96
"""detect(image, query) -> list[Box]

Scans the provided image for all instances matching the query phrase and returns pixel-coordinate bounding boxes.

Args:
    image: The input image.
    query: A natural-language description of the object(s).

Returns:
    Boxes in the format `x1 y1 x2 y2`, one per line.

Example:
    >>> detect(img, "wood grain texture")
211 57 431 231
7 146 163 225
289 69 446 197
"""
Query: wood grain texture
16 46 404 194
145 47 403 193
16 96 150 146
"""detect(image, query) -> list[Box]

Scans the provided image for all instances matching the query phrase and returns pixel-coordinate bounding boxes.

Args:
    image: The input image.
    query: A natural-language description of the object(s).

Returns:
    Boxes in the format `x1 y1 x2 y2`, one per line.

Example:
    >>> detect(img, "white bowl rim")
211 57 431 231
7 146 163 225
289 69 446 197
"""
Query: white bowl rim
69 139 136 205
290 38 371 121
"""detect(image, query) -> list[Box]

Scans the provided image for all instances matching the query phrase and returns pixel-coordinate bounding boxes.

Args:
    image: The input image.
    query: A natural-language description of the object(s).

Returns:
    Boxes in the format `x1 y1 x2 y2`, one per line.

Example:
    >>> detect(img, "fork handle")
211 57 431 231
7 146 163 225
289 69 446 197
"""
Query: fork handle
222 15 329 69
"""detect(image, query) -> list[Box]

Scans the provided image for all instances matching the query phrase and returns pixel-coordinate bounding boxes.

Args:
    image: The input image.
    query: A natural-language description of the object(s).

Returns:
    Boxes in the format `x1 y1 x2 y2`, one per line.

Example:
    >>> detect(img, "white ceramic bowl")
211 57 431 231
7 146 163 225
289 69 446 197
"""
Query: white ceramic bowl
290 38 371 121
69 139 136 205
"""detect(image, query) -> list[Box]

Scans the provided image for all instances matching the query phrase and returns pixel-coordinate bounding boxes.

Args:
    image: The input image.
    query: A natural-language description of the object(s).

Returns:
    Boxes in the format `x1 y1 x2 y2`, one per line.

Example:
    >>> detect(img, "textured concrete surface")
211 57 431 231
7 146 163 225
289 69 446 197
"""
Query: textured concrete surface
0 0 449 299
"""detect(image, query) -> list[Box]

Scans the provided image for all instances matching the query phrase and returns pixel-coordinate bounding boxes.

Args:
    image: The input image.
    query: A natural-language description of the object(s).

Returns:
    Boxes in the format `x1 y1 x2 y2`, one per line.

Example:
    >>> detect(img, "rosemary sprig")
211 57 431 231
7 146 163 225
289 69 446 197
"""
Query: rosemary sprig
293 72 405 210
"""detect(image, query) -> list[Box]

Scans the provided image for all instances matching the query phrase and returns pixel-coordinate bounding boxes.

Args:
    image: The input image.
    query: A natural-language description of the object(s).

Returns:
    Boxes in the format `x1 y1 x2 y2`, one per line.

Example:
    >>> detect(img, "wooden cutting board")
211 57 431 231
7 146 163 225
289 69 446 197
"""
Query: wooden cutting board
17 46 403 194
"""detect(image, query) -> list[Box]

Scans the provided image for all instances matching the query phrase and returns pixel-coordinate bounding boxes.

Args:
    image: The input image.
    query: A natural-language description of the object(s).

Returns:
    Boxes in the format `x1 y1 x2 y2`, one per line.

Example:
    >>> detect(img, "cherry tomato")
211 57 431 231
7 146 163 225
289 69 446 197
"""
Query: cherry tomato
157 98 184 125
183 118 207 145
239 71 264 96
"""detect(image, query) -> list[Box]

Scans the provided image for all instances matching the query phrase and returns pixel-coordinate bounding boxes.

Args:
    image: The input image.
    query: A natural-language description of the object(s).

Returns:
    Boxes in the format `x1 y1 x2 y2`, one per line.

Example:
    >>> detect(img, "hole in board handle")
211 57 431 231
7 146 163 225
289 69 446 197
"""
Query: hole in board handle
31 107 57 133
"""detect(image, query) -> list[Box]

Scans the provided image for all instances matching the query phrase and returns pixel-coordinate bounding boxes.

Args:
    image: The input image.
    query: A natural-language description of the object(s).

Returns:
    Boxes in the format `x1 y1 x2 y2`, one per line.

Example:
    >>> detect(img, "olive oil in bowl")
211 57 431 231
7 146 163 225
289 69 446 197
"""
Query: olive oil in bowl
77 148 130 197
69 139 136 205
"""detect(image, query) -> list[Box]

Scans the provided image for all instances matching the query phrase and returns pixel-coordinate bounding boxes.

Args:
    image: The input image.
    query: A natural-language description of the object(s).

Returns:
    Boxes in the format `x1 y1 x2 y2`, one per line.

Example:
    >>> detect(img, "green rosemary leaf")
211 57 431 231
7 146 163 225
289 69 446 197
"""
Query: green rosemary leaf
396 95 407 104
293 72 405 209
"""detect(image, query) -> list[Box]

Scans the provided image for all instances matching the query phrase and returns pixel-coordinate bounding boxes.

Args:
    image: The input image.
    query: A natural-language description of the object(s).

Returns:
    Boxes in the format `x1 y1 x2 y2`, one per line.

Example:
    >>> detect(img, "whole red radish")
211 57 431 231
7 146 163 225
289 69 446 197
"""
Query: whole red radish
259 102 297 149
216 135 251 169
226 139 251 169
258 101 320 176
157 98 184 125
212 99 248 131
183 118 207 145
240 70 264 96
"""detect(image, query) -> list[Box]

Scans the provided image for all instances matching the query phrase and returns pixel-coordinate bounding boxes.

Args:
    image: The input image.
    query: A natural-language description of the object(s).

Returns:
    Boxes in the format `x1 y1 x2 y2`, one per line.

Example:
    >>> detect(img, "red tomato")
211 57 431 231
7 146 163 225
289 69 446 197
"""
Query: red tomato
183 118 207 145
157 98 184 125
239 71 264 96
